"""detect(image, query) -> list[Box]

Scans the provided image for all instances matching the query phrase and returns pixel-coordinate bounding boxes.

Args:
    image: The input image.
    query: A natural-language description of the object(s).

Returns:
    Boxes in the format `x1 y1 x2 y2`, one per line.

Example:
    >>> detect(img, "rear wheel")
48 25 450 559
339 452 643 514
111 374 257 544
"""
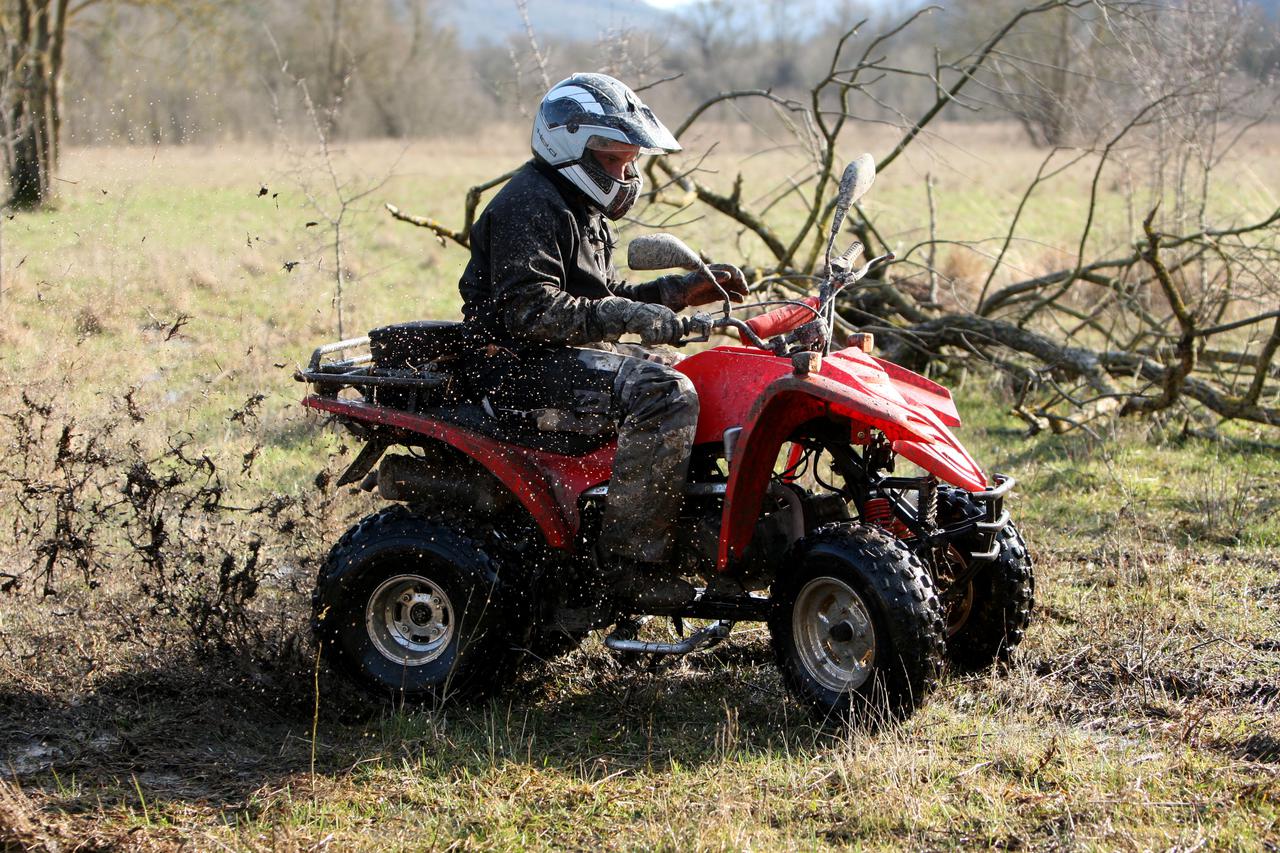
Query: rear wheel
769 523 945 722
935 488 1035 672
312 506 523 703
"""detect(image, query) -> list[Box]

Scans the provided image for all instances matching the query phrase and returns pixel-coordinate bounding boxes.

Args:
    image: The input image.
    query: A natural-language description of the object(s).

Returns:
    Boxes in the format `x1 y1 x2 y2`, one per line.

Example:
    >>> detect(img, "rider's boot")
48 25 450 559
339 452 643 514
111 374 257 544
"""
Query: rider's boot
603 558 695 611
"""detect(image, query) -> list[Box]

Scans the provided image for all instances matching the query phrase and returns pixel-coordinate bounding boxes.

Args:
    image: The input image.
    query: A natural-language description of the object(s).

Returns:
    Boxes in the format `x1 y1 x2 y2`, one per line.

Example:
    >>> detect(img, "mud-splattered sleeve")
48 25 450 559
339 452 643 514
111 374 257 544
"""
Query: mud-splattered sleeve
488 200 631 345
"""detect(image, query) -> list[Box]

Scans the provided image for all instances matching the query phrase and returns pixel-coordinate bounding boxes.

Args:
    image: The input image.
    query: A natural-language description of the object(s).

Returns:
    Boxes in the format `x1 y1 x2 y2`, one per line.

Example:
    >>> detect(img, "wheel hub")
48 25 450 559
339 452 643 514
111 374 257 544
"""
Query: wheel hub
365 575 454 666
829 621 855 643
793 576 877 692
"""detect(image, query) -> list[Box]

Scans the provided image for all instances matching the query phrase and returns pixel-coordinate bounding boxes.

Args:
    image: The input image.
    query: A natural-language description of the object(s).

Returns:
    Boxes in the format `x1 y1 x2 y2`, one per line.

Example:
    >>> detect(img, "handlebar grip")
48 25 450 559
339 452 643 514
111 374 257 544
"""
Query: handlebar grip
744 296 821 339
675 313 713 344
837 240 863 268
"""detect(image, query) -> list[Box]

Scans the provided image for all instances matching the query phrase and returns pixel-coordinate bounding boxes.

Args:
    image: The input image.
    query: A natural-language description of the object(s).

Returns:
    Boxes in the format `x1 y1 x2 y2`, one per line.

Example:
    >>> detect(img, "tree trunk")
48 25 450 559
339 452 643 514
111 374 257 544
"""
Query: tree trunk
5 0 66 209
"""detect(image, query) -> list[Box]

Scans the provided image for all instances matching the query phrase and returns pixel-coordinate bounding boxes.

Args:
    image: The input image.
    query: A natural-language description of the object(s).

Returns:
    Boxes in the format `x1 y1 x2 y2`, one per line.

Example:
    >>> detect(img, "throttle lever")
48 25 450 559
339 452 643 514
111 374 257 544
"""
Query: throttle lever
836 251 896 293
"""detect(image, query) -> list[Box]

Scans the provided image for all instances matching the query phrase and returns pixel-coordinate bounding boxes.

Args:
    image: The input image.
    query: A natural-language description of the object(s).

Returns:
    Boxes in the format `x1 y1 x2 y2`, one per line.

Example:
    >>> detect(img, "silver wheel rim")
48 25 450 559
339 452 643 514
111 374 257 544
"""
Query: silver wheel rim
365 574 454 666
939 545 975 637
792 575 877 692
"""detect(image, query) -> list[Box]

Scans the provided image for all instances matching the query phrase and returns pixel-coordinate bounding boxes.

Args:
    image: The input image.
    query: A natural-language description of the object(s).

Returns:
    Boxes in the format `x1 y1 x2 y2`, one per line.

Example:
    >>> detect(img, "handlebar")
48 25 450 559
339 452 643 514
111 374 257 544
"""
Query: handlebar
743 296 821 340
672 251 896 351
677 313 713 343
676 313 771 350
830 240 864 275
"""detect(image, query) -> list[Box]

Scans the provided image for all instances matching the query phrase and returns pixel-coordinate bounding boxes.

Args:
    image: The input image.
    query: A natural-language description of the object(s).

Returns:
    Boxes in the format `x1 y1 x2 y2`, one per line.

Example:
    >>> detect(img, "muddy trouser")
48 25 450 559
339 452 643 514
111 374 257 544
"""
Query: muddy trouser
467 344 699 563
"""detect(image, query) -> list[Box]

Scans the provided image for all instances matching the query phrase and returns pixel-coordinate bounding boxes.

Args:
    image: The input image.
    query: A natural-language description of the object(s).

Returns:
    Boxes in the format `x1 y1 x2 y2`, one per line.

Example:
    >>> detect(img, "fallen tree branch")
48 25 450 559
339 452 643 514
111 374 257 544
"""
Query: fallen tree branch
879 313 1279 428
1121 207 1197 416
385 202 466 247
385 166 521 249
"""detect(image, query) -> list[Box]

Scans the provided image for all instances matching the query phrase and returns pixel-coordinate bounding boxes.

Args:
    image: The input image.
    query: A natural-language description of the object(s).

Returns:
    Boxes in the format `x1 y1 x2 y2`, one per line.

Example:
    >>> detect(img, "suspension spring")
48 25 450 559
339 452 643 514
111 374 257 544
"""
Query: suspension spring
862 495 912 538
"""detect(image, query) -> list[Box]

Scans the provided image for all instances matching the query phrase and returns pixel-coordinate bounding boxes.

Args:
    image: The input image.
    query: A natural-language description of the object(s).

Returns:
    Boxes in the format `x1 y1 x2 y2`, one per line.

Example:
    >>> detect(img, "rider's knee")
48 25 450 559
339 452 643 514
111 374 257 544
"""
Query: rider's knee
668 369 699 415
618 360 699 427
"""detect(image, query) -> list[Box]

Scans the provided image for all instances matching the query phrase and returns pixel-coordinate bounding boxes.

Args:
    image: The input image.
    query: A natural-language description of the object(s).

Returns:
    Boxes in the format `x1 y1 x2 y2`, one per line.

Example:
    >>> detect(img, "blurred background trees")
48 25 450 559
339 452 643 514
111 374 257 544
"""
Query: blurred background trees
0 0 223 207
0 0 1275 428
4 0 1273 188
0 0 85 207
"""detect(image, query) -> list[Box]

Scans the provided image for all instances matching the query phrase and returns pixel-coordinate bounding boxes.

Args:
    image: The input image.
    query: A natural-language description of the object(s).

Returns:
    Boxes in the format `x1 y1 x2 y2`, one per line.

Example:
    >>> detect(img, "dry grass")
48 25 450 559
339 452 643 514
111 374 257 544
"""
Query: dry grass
0 128 1278 850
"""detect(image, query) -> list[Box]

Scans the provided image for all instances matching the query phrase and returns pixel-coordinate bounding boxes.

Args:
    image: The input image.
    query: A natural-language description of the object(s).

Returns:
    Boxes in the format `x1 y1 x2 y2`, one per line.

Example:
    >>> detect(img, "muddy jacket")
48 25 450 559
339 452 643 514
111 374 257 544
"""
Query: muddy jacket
459 160 680 346
458 160 699 564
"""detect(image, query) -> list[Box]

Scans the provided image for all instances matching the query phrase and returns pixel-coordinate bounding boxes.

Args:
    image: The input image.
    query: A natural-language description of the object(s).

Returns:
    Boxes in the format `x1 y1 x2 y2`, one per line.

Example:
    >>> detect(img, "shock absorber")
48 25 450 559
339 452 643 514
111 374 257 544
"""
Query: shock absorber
861 495 912 538
862 496 894 527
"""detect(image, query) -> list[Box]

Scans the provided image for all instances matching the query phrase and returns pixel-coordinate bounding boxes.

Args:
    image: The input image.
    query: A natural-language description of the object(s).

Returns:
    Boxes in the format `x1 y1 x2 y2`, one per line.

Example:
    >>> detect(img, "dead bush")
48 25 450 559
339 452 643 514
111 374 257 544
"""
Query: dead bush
0 390 342 660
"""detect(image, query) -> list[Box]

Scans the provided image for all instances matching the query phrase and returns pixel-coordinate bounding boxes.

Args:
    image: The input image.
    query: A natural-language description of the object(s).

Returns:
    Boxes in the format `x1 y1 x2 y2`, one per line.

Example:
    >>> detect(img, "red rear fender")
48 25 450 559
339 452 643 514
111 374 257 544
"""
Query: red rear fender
303 396 614 550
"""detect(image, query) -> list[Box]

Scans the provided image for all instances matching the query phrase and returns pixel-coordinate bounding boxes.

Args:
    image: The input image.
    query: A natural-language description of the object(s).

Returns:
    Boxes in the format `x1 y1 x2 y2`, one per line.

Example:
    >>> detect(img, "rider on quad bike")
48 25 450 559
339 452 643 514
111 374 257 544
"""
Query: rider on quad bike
457 73 747 609
299 79 1034 723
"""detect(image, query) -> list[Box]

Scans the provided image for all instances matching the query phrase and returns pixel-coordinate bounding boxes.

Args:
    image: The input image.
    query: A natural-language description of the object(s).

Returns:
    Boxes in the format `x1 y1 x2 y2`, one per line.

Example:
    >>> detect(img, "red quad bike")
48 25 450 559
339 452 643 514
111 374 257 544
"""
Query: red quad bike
298 154 1033 722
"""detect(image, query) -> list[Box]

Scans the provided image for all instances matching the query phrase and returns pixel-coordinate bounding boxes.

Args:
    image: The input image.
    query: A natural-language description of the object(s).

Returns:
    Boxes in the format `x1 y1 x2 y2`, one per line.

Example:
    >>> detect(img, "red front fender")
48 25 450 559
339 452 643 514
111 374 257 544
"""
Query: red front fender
713 369 988 571
714 373 925 570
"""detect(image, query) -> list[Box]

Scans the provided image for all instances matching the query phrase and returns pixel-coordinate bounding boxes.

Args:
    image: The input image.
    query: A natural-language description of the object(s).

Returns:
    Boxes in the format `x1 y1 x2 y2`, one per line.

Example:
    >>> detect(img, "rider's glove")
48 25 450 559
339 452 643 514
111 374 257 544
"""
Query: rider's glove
624 302 684 346
661 263 749 310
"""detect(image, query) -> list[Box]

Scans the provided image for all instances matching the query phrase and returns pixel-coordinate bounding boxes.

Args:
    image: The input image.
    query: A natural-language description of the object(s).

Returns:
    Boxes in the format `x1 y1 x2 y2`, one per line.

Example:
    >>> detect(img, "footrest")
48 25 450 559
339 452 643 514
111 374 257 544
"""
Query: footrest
604 620 732 656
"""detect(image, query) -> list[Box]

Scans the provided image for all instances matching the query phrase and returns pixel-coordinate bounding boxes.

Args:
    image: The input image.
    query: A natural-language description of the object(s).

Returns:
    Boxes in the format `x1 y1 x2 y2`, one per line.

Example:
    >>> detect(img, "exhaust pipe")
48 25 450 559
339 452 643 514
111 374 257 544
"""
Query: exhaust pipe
376 453 510 515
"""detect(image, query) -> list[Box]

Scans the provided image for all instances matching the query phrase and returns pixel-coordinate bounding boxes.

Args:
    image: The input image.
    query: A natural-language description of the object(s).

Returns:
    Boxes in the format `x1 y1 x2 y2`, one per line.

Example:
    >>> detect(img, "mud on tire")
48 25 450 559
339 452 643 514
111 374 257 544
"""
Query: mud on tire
935 487 1035 672
312 505 524 704
768 523 945 723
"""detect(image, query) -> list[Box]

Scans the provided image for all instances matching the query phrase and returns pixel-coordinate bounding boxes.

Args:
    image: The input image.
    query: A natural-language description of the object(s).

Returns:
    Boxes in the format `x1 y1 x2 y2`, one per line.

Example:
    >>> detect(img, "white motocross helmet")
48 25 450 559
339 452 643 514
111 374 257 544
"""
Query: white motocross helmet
531 73 681 220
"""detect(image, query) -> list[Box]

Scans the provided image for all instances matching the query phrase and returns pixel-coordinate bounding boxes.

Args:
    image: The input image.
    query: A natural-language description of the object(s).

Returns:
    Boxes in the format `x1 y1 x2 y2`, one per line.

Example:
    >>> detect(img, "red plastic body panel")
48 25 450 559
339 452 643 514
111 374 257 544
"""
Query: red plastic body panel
868 355 961 427
303 396 614 550
744 296 821 339
676 345 988 570
678 347 794 444
306 340 986 569
676 346 966 451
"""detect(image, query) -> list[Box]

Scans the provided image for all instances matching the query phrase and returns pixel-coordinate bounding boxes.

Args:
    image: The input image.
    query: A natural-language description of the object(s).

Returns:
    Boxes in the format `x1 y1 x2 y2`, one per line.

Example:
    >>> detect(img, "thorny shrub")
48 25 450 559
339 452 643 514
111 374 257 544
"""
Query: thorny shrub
0 390 344 659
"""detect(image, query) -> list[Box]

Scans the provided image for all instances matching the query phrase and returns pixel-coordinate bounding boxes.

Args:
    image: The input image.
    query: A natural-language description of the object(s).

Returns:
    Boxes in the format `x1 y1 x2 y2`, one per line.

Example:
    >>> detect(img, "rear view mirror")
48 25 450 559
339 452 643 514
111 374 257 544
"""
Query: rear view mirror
841 153 876 209
627 233 703 272
825 154 876 273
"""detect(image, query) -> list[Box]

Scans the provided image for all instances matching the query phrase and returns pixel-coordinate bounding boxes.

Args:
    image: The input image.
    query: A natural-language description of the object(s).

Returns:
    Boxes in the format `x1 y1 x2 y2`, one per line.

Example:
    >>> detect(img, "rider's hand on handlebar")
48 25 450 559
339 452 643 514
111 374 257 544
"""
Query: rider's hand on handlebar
680 313 713 341
671 263 749 309
625 302 685 346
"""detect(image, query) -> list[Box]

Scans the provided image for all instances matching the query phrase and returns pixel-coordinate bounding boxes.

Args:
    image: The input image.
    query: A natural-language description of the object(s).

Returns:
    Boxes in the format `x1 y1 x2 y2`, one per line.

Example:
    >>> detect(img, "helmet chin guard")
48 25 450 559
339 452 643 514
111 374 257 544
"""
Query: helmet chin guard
531 73 680 220
559 155 641 221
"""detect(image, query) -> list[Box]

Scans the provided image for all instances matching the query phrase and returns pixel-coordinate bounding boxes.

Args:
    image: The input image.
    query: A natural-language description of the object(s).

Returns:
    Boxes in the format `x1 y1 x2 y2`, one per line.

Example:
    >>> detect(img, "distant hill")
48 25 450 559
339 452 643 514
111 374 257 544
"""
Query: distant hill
440 0 671 46
440 0 1280 49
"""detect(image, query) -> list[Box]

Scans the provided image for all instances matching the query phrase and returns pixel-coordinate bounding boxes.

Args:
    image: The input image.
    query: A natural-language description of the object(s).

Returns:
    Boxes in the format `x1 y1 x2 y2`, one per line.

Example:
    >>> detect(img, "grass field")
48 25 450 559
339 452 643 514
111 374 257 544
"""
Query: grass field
1 125 1278 850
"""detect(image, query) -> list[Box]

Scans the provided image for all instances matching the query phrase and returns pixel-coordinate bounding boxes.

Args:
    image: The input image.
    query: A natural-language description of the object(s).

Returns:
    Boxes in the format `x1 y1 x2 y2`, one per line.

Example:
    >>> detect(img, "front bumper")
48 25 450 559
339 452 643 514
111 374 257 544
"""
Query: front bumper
966 473 1014 560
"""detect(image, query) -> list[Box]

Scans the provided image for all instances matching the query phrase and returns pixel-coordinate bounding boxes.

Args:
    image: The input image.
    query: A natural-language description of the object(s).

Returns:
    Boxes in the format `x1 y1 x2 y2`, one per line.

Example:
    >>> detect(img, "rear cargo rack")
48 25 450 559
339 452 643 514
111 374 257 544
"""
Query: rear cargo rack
296 336 449 396
306 336 371 373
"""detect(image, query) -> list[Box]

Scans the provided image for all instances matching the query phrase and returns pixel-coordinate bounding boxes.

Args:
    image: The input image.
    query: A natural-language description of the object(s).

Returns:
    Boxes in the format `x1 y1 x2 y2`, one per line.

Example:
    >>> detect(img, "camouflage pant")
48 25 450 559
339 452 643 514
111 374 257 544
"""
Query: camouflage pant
469 343 699 563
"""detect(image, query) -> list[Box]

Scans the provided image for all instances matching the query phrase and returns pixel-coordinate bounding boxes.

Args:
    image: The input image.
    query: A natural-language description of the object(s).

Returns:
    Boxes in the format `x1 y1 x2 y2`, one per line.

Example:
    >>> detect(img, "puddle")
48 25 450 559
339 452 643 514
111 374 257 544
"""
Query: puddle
2 741 63 776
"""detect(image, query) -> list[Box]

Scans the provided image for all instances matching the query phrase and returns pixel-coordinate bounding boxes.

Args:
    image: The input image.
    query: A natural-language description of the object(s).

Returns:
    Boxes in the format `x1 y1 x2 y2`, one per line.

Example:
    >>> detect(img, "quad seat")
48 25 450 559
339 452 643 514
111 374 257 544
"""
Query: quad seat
369 320 474 369
366 320 614 455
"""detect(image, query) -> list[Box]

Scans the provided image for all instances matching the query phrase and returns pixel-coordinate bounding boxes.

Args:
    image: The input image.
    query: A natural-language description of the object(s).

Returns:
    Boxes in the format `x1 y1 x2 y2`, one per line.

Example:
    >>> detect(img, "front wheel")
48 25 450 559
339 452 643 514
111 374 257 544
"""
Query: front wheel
312 506 522 703
769 524 945 722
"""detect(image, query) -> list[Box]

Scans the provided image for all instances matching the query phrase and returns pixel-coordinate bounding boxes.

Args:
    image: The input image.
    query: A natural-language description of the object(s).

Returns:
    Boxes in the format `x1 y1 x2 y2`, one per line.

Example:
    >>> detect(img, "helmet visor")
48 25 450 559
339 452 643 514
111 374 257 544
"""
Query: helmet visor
574 103 681 155
585 136 643 155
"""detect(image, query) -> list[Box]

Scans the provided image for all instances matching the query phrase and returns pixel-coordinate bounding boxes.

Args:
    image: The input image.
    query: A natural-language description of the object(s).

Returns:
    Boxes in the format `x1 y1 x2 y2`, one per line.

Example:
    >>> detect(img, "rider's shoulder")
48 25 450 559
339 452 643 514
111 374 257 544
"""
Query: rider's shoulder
488 161 581 223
